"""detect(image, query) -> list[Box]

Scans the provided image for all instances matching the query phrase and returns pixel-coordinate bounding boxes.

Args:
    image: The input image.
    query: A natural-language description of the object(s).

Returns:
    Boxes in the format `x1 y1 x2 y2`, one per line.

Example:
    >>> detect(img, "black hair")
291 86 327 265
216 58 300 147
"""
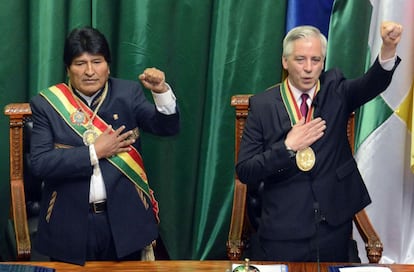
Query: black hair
63 27 111 67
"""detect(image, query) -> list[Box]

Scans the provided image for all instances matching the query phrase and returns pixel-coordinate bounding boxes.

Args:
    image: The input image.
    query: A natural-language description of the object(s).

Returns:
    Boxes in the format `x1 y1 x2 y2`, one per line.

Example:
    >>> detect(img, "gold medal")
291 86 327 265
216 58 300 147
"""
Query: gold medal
83 129 98 146
296 147 316 171
70 109 86 125
68 81 109 146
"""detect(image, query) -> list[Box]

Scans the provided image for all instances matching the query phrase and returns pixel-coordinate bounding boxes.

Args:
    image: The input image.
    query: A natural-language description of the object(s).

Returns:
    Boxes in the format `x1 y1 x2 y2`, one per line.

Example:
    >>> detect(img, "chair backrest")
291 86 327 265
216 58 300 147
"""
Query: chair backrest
227 94 383 263
4 103 33 260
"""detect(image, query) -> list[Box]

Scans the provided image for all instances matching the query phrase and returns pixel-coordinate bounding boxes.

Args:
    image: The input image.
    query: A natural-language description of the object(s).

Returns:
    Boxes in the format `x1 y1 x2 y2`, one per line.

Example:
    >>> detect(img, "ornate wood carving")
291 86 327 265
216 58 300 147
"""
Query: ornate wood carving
4 103 32 260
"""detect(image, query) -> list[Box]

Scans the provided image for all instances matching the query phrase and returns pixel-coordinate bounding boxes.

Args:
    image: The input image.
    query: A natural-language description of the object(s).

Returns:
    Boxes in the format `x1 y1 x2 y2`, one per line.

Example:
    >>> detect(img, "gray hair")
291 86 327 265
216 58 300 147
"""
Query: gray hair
282 25 327 59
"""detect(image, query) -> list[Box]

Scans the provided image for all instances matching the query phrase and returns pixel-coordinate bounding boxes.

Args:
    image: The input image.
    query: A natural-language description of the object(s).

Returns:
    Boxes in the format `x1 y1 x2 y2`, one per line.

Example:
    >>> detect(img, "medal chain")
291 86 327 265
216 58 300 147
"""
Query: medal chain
68 81 108 129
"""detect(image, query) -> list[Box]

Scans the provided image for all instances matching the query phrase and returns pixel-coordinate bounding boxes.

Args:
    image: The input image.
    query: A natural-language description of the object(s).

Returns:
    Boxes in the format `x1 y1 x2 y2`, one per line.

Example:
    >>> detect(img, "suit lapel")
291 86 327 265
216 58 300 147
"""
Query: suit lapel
272 85 296 132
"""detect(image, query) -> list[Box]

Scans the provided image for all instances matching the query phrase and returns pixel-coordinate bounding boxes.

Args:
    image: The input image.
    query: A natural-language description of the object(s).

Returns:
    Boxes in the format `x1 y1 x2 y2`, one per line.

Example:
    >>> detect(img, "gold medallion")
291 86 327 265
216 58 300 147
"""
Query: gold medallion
83 129 98 146
70 109 86 125
296 147 316 171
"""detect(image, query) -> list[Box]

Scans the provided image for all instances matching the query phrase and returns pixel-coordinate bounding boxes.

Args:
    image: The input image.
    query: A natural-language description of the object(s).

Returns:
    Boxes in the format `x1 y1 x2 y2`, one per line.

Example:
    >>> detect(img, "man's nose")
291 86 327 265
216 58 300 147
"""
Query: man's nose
85 63 94 75
304 60 312 72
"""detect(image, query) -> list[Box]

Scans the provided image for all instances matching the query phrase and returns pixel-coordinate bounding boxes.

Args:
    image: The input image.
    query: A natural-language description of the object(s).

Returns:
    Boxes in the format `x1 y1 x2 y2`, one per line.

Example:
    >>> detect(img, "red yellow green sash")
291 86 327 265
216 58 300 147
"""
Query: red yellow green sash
280 79 320 125
40 83 159 221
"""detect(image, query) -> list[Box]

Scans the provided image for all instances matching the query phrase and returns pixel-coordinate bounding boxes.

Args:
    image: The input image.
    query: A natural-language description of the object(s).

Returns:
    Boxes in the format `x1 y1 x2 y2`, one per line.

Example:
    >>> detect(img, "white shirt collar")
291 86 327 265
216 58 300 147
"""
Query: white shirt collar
287 79 316 104
75 89 102 107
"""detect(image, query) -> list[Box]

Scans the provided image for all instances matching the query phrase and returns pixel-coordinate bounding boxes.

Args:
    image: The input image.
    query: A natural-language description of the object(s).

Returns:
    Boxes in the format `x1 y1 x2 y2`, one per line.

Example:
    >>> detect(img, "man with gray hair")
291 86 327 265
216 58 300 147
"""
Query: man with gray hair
236 22 402 261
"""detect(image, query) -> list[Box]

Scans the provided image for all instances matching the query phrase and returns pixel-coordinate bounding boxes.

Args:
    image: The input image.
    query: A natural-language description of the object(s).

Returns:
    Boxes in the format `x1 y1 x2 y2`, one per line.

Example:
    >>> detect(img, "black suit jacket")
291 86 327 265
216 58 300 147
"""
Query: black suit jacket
30 77 180 264
236 57 400 241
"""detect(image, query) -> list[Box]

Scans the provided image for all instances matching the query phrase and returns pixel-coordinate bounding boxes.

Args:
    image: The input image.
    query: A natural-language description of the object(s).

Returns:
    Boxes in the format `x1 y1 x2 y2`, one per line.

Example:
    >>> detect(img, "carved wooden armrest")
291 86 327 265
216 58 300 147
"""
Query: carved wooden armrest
4 103 32 260
354 209 383 263
9 179 31 260
227 95 252 260
227 178 247 260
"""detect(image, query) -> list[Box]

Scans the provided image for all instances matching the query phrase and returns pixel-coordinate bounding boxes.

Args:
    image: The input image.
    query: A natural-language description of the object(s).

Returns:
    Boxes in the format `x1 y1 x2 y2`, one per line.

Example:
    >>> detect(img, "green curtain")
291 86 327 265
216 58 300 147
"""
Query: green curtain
0 0 287 260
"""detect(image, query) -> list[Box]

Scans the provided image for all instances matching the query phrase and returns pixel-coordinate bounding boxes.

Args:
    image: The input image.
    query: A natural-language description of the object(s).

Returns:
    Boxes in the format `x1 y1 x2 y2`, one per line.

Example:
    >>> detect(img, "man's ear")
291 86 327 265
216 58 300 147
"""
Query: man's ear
282 56 288 70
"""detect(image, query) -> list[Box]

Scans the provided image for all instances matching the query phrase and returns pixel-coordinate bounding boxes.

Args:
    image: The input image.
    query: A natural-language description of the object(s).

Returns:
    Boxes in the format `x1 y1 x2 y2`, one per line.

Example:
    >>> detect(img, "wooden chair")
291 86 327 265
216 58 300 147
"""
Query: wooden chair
226 94 383 263
4 102 171 261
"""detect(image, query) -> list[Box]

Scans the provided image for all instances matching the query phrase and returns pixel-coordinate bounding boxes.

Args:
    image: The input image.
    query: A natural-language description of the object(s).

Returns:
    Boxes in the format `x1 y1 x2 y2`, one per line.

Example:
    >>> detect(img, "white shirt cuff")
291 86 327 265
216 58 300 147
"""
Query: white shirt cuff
151 83 177 115
379 52 397 71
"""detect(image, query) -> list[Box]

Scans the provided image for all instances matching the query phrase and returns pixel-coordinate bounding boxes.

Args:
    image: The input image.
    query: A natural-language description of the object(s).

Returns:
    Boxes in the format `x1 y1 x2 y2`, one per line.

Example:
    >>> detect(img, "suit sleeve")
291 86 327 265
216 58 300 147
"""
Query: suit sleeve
236 96 297 185
132 84 180 136
344 56 401 111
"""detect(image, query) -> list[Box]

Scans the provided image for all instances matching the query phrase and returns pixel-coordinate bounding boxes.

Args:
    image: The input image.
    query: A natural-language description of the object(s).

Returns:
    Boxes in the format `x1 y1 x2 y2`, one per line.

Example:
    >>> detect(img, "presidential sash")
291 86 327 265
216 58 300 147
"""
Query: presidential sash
40 83 160 221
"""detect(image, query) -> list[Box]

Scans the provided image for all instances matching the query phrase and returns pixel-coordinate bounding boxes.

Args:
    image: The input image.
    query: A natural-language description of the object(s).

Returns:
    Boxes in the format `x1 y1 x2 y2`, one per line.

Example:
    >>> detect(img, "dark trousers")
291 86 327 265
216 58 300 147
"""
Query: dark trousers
85 211 141 261
50 210 141 263
251 220 352 262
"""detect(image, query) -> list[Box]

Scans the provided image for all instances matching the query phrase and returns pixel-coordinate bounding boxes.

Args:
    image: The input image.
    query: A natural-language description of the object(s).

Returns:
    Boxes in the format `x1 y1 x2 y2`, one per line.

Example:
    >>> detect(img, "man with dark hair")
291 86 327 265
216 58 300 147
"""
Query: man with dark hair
30 26 179 265
236 21 402 261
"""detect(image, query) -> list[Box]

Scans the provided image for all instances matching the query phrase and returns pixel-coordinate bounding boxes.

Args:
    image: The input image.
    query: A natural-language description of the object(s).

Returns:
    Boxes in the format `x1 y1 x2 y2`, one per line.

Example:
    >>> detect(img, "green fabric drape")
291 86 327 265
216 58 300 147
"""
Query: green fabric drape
325 0 373 151
192 0 286 259
325 0 372 77
0 0 287 260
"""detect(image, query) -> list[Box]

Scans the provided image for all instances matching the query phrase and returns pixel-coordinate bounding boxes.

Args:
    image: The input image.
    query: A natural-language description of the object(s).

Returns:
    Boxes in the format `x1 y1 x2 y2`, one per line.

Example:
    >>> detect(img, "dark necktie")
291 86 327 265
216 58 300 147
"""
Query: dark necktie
300 93 309 119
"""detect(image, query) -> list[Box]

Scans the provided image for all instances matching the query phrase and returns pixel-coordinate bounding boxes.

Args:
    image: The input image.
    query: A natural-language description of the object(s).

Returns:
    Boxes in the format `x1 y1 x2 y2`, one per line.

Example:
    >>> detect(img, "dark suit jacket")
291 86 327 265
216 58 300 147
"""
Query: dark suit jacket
236 57 400 241
30 77 180 265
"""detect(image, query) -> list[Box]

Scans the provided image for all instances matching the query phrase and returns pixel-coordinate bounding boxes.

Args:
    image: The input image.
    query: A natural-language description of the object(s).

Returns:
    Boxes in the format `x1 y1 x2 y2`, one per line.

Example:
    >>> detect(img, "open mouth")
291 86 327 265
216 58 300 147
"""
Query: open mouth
302 78 313 84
